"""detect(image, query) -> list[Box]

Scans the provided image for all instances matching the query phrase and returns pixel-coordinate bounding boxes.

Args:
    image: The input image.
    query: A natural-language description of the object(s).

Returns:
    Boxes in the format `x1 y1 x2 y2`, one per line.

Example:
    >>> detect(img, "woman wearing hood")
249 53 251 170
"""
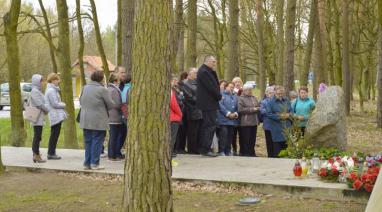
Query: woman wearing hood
45 73 67 160
30 74 50 163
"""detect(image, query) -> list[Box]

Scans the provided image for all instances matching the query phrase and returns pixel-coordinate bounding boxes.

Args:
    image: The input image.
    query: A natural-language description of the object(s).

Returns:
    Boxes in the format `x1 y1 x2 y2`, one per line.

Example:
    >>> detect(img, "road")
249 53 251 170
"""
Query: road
0 101 80 119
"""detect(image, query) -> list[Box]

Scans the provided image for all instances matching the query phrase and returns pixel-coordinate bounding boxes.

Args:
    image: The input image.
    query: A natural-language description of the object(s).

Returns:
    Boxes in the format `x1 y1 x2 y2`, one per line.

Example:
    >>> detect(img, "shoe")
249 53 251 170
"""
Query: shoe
109 157 124 161
177 150 187 154
116 155 126 159
202 152 218 157
226 152 233 156
233 152 239 156
218 152 226 156
83 165 91 170
90 165 105 170
100 153 107 158
47 154 61 160
33 154 46 163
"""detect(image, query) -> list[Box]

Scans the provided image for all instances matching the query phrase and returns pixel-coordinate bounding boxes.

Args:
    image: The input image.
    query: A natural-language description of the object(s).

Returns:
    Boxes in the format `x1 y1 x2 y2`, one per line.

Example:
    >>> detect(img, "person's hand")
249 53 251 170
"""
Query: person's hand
228 113 236 119
298 116 304 121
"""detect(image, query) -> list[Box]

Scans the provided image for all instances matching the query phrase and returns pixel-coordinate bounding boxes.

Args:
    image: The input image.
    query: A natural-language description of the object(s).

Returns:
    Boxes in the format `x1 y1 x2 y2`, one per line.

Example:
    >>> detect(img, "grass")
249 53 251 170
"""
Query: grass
0 170 367 212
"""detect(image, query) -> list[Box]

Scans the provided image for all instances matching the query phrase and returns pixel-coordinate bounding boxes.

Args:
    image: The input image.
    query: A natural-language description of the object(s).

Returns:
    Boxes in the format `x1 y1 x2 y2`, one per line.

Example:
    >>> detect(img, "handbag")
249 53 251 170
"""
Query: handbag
76 109 81 123
24 97 41 123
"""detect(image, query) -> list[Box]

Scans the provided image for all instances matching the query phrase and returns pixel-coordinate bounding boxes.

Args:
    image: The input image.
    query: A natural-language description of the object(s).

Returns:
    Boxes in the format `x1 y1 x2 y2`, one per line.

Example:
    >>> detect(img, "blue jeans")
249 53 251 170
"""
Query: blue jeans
108 124 126 158
83 129 106 166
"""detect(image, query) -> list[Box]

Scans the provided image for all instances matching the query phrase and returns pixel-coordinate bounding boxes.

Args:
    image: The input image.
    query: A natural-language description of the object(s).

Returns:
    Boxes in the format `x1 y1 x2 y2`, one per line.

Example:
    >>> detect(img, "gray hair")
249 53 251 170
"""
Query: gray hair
289 90 298 98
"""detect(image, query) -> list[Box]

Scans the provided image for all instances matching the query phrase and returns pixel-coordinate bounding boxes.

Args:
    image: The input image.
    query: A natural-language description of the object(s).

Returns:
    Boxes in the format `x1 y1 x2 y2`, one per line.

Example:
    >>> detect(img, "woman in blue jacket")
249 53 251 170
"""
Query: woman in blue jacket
260 86 275 158
291 86 315 137
265 86 292 157
217 82 240 156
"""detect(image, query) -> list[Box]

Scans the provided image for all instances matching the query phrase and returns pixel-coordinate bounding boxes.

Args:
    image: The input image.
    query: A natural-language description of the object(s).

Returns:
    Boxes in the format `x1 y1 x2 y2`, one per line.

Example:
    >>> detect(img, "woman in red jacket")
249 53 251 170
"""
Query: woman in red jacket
170 78 183 159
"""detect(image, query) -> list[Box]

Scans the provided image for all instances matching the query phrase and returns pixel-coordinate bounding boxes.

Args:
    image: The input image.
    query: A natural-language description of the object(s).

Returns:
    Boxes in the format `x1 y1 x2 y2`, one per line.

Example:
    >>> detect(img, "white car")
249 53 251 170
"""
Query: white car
0 83 32 110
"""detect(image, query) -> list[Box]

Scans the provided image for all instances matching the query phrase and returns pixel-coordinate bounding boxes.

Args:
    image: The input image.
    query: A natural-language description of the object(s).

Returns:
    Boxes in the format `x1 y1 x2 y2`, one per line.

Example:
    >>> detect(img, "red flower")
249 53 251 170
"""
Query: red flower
364 183 374 193
367 174 378 183
331 166 339 174
319 168 327 177
328 158 334 164
353 180 363 190
348 172 358 182
368 166 380 175
361 174 368 183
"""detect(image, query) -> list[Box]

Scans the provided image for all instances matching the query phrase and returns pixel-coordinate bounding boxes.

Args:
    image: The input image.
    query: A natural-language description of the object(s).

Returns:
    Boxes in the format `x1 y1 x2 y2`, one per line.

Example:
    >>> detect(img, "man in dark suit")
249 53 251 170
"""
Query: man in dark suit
196 55 222 157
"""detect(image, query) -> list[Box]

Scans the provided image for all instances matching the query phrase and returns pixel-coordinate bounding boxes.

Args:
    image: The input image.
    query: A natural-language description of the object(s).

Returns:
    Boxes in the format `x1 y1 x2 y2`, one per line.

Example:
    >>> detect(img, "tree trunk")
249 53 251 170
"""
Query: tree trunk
89 0 110 80
3 0 26 147
122 0 173 210
56 0 78 148
117 0 122 65
283 0 297 94
301 0 317 86
76 0 86 86
175 0 185 73
0 142 4 174
256 0 266 98
226 0 239 80
333 1 342 85
341 0 351 115
317 0 328 83
275 0 284 85
377 0 382 128
314 3 325 94
186 0 197 69
38 0 58 74
326 0 335 85
121 0 135 75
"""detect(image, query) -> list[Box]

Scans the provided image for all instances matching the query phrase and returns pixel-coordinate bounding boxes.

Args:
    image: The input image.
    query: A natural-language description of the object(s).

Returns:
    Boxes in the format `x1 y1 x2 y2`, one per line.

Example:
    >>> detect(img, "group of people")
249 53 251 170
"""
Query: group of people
29 67 131 170
29 55 316 169
169 55 316 159
29 73 67 163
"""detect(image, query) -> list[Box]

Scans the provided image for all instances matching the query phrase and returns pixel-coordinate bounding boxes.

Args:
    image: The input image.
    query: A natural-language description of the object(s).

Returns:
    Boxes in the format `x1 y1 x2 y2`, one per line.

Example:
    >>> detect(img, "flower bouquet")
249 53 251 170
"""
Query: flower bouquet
318 156 354 183
346 166 380 192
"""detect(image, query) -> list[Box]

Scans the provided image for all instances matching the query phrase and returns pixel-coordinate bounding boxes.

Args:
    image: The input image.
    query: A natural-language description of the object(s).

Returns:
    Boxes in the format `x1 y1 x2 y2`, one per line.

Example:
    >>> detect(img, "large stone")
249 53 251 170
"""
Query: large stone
305 86 347 150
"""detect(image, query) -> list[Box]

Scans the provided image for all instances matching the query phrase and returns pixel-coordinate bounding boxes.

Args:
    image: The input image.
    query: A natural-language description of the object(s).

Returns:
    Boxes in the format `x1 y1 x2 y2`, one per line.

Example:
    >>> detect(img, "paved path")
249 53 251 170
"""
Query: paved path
1 146 366 201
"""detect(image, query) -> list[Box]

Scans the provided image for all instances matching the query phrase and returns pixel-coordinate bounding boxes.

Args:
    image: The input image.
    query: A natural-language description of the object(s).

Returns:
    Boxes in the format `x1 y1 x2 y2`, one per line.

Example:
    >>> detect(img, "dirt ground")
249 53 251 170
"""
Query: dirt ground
0 170 366 212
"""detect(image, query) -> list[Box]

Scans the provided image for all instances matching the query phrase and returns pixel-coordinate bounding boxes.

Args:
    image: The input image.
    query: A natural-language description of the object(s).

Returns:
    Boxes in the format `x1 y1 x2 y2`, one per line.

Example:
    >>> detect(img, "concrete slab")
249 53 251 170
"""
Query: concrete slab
1 146 369 201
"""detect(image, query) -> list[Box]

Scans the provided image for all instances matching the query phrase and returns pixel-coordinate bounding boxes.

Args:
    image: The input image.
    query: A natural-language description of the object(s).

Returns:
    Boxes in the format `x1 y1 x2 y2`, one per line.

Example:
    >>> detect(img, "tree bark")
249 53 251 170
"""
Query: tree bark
38 0 58 74
333 1 342 85
317 0 328 83
117 0 122 65
377 0 382 128
175 0 185 73
3 0 26 147
301 0 317 86
283 0 297 94
341 0 351 115
76 0 86 86
186 0 197 69
121 0 135 74
56 0 78 148
89 0 110 80
256 0 266 98
226 0 239 80
122 0 173 210
275 0 285 85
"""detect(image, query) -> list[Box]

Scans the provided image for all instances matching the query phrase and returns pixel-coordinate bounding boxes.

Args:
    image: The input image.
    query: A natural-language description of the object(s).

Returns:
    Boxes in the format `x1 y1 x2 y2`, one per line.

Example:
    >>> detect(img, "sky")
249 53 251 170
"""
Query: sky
24 0 117 31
